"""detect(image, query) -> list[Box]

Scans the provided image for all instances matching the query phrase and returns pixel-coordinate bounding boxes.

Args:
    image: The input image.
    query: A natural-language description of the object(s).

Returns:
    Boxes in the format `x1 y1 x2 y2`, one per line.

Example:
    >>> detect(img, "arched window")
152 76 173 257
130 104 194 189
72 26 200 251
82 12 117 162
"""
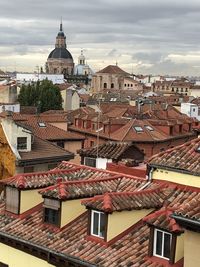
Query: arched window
111 83 114 88
103 83 107 89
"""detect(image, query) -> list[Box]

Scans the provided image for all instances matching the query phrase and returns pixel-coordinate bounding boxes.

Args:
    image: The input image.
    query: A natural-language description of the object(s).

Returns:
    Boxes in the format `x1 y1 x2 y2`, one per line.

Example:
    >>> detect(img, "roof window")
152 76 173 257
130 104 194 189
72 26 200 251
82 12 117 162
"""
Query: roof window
145 125 154 131
38 122 46 127
134 126 143 132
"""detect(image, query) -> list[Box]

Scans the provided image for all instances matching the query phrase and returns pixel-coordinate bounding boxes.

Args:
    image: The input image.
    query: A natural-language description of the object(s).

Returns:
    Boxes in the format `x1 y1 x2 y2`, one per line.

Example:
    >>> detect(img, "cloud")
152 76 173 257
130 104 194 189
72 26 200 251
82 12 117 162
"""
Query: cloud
0 0 200 74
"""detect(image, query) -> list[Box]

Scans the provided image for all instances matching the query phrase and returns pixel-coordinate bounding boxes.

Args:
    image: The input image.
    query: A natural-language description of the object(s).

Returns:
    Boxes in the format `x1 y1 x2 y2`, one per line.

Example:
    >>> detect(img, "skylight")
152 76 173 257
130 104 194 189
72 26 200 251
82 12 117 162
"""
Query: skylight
196 146 200 153
145 125 154 131
134 126 143 132
38 122 46 127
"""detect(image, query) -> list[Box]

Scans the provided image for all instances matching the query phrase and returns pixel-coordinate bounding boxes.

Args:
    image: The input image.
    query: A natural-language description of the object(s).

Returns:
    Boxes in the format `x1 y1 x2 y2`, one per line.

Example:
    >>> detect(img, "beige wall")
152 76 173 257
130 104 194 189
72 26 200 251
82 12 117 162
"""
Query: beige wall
20 189 43 214
64 140 82 164
107 209 153 241
0 243 54 267
61 199 85 228
49 122 68 131
152 168 200 187
175 234 184 263
184 230 200 267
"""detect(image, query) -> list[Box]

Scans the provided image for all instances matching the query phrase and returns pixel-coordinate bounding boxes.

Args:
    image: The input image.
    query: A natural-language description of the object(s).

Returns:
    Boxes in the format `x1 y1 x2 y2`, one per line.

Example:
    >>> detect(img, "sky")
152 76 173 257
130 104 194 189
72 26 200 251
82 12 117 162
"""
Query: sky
1 0 200 76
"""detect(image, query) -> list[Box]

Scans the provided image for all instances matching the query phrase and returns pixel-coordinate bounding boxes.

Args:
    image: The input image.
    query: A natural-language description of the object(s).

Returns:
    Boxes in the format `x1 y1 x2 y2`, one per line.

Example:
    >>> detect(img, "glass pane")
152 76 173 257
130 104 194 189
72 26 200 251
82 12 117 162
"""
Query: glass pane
164 233 171 259
92 212 99 235
99 213 105 238
156 230 163 256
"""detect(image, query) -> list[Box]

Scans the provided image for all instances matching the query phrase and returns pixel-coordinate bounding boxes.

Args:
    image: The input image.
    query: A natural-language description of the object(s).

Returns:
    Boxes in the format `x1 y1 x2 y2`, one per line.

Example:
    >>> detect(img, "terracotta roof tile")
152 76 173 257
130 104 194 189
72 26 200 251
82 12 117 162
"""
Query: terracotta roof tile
96 65 129 75
149 137 200 175
143 208 183 233
78 142 143 160
82 188 165 212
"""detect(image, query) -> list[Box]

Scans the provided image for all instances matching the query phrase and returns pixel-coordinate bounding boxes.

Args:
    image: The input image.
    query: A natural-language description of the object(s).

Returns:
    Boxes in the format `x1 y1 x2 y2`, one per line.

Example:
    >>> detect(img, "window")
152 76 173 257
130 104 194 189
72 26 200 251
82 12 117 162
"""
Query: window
103 83 107 89
85 157 96 167
133 126 143 132
111 83 114 88
43 198 60 226
91 210 106 238
38 122 46 127
17 137 27 150
5 186 20 214
153 229 172 260
145 125 154 131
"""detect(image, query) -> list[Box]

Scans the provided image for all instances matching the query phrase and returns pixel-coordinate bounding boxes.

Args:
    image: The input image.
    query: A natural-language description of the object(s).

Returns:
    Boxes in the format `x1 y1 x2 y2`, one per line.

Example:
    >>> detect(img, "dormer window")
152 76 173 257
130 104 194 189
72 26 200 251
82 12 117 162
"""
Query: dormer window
43 198 61 226
90 210 106 239
17 137 27 150
153 229 172 260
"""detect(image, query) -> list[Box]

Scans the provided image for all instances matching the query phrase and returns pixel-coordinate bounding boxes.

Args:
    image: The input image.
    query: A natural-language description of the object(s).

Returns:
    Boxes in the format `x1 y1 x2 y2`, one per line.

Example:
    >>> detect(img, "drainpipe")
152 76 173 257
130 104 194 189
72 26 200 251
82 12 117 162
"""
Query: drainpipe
148 166 155 182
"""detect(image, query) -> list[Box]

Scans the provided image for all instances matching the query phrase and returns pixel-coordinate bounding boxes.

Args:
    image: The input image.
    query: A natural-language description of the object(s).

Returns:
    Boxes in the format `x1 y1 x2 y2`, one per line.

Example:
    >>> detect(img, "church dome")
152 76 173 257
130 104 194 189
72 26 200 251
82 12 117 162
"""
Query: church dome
57 31 65 37
48 47 73 60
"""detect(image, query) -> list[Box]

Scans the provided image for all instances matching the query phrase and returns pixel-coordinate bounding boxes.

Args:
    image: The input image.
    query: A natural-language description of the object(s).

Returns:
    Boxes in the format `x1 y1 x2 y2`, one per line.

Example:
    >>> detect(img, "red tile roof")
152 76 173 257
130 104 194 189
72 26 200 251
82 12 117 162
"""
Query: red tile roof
0 163 195 266
149 137 200 175
111 119 168 142
82 187 166 212
39 175 157 200
78 142 143 160
143 208 183 233
96 65 129 75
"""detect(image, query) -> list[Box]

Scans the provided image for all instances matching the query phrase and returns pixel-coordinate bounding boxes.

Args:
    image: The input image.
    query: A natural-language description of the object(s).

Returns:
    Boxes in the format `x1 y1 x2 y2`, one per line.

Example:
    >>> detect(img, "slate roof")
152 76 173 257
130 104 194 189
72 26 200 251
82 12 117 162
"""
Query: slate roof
78 142 143 160
18 136 74 166
149 137 200 175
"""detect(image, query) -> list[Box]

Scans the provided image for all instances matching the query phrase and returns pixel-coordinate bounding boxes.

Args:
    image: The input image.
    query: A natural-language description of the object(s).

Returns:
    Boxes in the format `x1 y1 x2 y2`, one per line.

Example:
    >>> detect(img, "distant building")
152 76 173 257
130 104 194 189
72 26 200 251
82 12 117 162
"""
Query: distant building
74 50 93 76
181 102 200 121
46 21 74 76
16 73 64 84
91 65 130 92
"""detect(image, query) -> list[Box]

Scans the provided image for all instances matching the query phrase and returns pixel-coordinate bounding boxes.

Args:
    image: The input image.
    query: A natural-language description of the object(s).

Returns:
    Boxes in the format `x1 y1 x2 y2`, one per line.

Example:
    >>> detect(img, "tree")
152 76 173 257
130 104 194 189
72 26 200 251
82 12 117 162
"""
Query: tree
18 79 63 112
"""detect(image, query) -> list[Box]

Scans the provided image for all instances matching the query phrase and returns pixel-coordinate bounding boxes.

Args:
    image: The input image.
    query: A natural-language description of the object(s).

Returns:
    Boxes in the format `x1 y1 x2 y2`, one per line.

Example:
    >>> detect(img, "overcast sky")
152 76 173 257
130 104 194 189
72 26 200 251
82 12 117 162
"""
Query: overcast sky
1 0 200 76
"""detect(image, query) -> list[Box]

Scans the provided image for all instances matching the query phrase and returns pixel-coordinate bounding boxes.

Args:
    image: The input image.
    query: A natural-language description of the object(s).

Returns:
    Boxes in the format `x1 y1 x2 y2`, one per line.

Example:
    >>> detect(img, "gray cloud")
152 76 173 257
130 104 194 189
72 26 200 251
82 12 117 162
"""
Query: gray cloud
1 0 200 74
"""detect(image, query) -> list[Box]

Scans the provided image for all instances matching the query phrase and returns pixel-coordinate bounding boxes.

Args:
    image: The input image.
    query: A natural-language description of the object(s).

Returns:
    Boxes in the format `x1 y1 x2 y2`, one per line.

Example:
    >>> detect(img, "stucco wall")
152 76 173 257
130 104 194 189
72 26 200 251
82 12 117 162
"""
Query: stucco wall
64 141 82 164
175 234 184 263
107 209 153 241
152 168 200 187
61 199 85 228
20 189 43 214
0 243 54 267
184 230 200 267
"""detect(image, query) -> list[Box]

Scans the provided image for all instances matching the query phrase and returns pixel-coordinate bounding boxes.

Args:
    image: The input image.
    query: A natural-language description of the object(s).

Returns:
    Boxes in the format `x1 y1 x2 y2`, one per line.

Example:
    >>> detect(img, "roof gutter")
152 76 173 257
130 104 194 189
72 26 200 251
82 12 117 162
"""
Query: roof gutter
171 214 200 232
148 163 200 177
0 231 96 267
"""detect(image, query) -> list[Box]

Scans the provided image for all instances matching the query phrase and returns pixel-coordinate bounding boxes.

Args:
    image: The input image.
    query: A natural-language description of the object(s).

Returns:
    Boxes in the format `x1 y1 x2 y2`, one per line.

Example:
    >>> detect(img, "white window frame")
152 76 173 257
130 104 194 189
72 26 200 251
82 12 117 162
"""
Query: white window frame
153 229 172 260
90 210 105 239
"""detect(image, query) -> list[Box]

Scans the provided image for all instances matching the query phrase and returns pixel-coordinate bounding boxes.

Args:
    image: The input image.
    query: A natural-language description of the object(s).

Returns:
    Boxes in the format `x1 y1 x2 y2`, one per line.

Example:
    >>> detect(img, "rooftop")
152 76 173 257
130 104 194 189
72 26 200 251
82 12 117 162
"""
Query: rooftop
149 137 200 176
